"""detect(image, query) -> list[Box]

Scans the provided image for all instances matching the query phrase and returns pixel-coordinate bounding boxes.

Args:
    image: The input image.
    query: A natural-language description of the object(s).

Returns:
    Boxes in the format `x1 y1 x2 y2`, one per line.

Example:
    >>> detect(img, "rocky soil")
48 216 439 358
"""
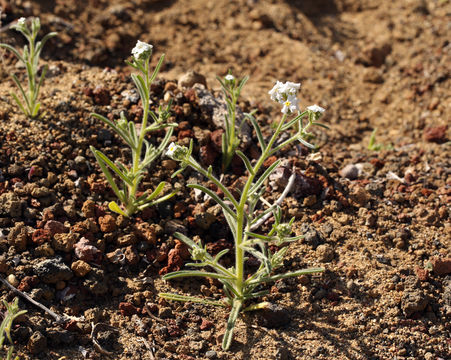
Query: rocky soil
0 0 450 359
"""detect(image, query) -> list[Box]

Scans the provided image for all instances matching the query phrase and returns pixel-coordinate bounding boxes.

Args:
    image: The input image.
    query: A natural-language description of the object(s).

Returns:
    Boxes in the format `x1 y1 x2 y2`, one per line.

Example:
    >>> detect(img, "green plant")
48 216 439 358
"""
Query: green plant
90 41 177 217
0 17 57 118
160 81 327 350
367 128 393 151
216 73 249 172
0 298 27 360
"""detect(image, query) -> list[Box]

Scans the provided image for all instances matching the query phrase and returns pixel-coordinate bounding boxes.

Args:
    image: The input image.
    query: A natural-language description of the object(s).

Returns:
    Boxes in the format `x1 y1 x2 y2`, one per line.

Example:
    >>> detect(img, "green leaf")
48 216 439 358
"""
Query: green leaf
299 137 317 149
163 270 234 281
213 249 230 263
108 201 128 217
131 73 148 104
35 32 57 55
149 54 165 83
249 159 281 195
90 147 125 202
91 113 134 148
158 293 226 307
244 231 273 241
0 43 24 62
250 267 325 285
237 75 249 93
91 149 133 186
145 181 165 202
312 121 329 129
31 102 41 118
236 150 254 175
11 74 31 110
188 184 236 219
35 64 48 103
174 232 198 249
222 299 242 350
10 92 28 117
246 112 266 151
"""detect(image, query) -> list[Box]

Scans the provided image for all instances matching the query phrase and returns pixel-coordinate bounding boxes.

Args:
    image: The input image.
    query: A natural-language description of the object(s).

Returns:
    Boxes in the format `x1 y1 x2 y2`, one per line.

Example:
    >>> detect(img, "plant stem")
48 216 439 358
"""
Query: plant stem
224 92 237 171
128 60 151 214
235 114 288 296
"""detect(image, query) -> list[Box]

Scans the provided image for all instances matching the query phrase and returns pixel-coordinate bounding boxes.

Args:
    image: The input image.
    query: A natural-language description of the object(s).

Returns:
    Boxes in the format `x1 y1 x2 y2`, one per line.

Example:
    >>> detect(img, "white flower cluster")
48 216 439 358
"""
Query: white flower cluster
225 74 235 82
17 17 26 27
268 81 301 114
13 17 27 31
132 40 153 61
307 104 325 114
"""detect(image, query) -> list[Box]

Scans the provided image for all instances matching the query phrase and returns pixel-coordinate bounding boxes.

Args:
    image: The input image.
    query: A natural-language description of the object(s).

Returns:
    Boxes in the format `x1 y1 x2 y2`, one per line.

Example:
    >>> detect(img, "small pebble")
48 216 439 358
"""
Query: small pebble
339 164 359 180
205 350 217 359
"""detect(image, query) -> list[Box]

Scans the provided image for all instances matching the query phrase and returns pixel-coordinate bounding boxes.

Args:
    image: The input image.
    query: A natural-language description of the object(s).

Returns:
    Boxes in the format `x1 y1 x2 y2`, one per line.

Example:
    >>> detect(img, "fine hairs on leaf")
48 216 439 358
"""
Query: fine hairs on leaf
0 298 27 360
161 81 328 350
90 41 177 217
0 17 57 119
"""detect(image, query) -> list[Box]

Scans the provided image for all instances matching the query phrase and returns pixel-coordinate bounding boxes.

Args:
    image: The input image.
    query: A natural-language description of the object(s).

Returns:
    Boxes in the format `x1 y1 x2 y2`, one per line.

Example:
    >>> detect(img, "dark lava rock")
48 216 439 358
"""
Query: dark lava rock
401 290 429 317
294 173 323 197
304 229 323 248
164 219 187 235
256 303 291 328
47 328 75 346
27 331 47 354
34 258 73 284
98 128 113 143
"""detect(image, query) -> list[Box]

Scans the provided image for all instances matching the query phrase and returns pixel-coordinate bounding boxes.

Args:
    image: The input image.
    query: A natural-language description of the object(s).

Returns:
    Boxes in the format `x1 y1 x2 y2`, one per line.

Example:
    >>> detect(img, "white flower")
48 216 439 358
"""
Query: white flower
307 104 325 114
268 81 284 102
281 95 299 114
166 142 178 158
166 142 189 161
269 81 301 113
132 40 153 60
225 74 235 81
281 81 300 96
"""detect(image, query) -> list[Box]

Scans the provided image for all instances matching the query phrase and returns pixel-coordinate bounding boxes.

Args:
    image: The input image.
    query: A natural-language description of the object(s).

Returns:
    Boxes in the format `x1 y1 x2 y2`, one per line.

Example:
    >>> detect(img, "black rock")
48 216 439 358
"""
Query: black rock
256 303 291 328
34 258 73 284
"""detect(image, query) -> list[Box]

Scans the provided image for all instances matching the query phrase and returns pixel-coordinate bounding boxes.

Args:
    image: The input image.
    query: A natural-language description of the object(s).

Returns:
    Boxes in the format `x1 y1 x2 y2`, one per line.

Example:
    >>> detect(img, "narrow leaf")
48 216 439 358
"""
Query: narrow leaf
163 270 233 281
158 293 226 307
246 112 266 151
249 159 281 195
149 54 165 83
236 150 254 175
92 149 133 186
10 92 28 116
90 147 124 201
252 267 325 284
222 300 242 350
188 184 236 219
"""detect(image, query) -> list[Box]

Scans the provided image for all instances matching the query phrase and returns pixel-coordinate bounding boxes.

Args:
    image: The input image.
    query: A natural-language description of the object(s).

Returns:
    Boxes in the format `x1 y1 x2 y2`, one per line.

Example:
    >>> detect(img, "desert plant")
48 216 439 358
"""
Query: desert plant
216 73 249 172
90 41 177 217
160 81 327 350
0 17 57 118
0 298 27 360
367 128 393 151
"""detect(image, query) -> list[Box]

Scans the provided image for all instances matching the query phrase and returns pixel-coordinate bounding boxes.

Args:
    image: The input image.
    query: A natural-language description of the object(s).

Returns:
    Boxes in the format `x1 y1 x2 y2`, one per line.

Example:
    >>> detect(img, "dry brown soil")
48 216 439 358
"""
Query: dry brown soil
0 0 450 359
